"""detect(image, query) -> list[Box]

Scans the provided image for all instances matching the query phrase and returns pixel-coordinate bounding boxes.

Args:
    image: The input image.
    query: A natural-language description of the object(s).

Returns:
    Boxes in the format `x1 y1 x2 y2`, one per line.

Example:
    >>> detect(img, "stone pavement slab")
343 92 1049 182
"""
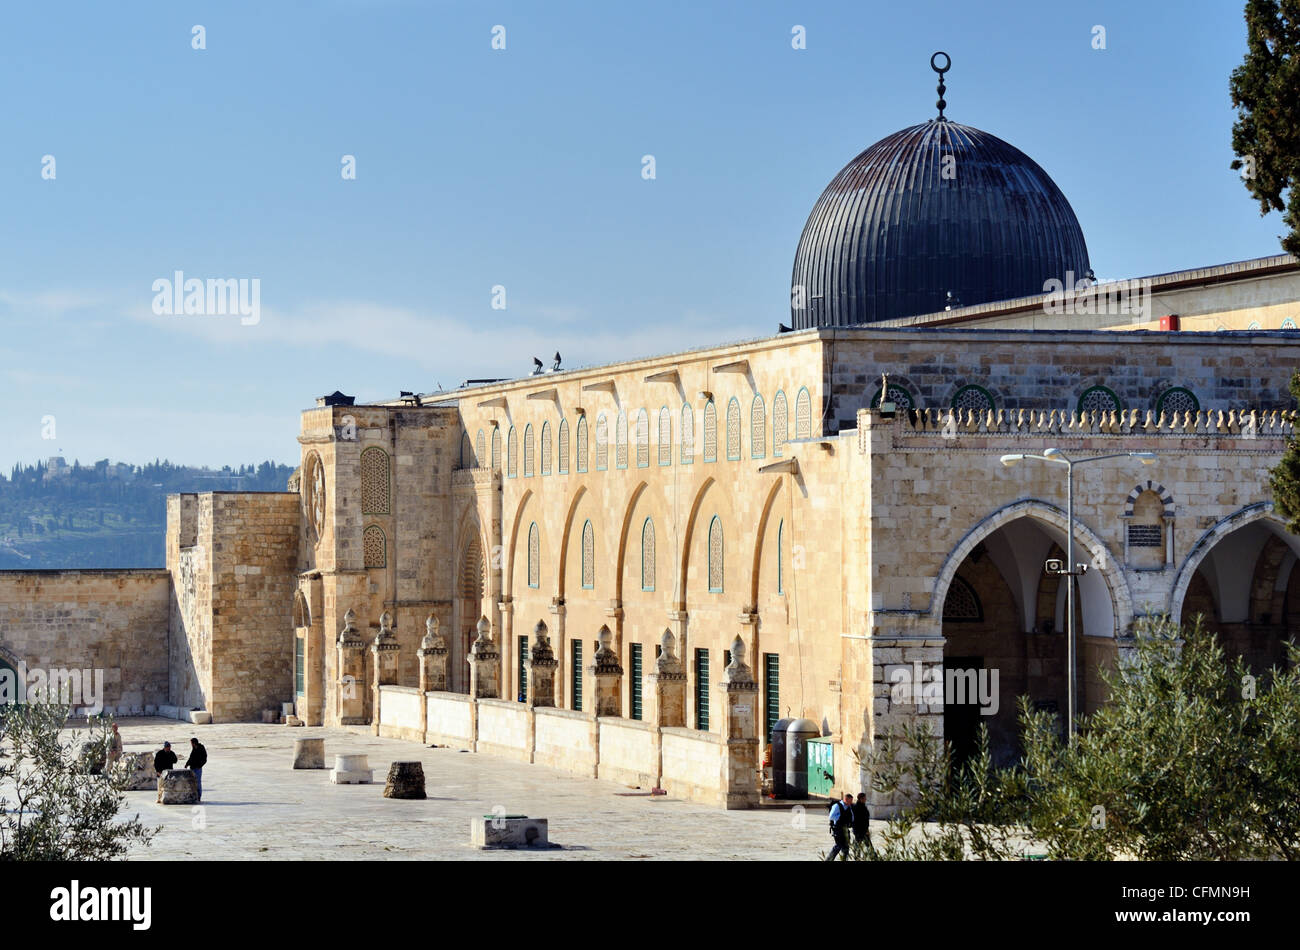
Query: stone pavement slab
76 718 829 861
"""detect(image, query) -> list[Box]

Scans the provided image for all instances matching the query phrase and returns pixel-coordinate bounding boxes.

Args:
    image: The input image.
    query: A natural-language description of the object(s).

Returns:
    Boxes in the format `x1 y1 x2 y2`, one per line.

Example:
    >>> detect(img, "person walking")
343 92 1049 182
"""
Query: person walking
825 791 854 861
106 723 123 771
851 791 873 855
186 737 208 801
153 741 177 775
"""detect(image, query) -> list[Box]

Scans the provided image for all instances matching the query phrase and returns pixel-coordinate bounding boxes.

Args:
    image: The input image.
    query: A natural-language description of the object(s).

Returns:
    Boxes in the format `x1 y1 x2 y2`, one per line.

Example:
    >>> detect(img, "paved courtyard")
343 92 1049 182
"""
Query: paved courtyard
82 718 828 860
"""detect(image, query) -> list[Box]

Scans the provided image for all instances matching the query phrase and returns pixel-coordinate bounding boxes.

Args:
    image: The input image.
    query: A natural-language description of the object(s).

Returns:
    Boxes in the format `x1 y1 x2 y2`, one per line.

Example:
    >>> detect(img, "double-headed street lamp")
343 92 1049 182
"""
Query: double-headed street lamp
999 449 1156 740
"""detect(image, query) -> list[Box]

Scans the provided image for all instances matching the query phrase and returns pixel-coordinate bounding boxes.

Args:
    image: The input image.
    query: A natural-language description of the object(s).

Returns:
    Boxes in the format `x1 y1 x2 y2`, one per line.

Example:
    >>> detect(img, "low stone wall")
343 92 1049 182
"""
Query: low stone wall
597 718 657 788
426 691 474 747
376 685 424 742
661 727 723 805
476 699 531 763
0 569 170 714
533 708 597 777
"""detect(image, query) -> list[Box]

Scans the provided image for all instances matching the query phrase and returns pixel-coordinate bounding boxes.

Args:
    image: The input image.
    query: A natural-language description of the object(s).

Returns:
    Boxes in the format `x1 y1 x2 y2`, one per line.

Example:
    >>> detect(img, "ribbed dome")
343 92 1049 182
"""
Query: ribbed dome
790 118 1090 327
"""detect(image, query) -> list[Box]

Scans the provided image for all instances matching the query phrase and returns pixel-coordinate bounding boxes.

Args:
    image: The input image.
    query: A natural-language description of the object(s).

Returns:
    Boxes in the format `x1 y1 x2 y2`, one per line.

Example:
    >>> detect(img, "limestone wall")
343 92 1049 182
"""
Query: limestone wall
533 707 596 776
597 718 657 788
661 727 722 805
376 685 423 741
476 699 531 762
0 569 170 713
425 691 474 746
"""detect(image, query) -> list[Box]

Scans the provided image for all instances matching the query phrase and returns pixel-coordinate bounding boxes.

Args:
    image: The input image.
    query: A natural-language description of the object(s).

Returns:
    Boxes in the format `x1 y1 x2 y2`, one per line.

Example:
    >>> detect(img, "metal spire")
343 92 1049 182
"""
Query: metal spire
931 51 950 119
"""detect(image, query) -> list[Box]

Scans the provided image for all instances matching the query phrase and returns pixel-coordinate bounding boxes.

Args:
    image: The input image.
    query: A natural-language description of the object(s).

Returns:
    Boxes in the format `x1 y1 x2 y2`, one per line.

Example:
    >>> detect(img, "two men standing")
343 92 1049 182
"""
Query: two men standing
826 791 872 861
152 737 207 801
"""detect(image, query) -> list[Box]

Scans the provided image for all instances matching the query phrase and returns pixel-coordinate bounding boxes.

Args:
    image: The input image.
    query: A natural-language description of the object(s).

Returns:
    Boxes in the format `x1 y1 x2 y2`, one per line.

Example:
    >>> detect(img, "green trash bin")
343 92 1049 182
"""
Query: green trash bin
807 736 835 797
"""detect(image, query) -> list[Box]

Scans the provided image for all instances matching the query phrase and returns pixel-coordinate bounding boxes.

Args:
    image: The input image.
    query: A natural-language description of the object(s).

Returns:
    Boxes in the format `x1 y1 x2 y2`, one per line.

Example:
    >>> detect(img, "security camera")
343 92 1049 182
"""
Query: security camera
1045 558 1064 574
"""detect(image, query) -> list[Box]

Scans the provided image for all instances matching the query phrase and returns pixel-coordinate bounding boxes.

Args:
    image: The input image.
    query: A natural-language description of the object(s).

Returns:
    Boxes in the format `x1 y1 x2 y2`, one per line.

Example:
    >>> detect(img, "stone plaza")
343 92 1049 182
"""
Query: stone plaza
90 718 813 861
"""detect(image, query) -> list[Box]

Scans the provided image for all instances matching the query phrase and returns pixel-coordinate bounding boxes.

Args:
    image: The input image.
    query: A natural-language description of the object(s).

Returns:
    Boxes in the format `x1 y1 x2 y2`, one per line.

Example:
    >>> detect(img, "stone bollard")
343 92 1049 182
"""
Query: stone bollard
330 754 373 784
470 815 549 849
383 761 427 799
117 752 158 790
156 769 200 804
293 737 326 769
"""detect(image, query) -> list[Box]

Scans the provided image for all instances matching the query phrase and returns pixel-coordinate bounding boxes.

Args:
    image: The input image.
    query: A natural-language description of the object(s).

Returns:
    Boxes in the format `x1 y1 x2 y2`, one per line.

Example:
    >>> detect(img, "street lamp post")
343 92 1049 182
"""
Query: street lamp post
999 449 1156 740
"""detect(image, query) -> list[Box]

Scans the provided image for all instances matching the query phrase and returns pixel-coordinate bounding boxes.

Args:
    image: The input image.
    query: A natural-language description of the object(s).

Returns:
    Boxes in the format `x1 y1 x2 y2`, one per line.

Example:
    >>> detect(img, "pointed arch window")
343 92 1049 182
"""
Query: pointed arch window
541 421 553 475
460 431 472 468
795 387 812 440
523 424 535 477
703 400 718 462
707 516 724 593
507 427 518 478
726 398 741 461
942 575 983 622
616 411 628 469
658 407 672 466
527 522 540 588
772 391 788 457
558 418 570 474
681 404 695 464
475 430 486 468
581 520 595 589
363 524 386 568
577 416 589 473
751 395 766 459
636 409 649 468
595 414 608 471
491 428 502 471
641 518 656 592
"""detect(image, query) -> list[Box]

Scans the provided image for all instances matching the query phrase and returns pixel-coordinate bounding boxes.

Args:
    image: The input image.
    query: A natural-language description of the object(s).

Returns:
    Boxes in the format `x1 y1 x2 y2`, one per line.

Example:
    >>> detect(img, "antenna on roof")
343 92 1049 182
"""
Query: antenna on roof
931 51 950 120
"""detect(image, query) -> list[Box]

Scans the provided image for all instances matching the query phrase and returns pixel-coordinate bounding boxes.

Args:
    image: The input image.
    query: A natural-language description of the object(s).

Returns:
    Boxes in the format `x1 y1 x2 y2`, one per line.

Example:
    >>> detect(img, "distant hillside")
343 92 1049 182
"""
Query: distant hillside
0 458 297 569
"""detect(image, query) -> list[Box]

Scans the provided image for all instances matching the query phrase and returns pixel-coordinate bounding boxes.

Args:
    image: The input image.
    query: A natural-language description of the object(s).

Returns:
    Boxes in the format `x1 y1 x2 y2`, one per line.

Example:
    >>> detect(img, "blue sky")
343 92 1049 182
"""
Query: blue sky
0 0 1285 472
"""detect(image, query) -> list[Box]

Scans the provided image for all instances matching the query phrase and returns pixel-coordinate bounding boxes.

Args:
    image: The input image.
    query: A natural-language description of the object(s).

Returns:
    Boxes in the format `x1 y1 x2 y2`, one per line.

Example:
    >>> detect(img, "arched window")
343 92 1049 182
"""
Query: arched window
558 419 570 474
1248 321 1261 330
1125 484 1172 571
491 428 502 471
363 524 386 568
726 398 741 461
541 421 553 475
595 414 608 471
951 384 994 412
527 522 540 588
1077 385 1122 415
658 407 671 466
475 430 486 468
1156 387 1200 418
681 404 695 464
1283 318 1297 330
507 427 518 478
942 575 983 622
360 447 391 514
616 411 628 469
641 518 655 592
703 400 718 462
751 395 766 459
708 516 724 593
777 519 784 595
795 387 812 440
576 416 589 473
636 409 649 468
772 391 788 457
581 520 595 589
460 431 472 468
523 424 535 477
870 384 914 410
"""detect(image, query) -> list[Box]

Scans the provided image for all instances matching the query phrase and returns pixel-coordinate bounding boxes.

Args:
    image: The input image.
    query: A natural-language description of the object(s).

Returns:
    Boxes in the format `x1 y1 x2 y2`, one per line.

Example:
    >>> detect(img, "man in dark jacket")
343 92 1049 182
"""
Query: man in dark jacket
825 791 854 861
153 741 177 775
852 792 873 853
186 737 208 800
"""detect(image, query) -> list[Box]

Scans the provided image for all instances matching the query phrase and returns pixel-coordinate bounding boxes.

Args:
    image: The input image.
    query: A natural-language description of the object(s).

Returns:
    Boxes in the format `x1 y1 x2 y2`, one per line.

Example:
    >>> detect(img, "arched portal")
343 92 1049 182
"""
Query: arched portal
932 501 1129 768
1172 506 1300 675
453 535 486 693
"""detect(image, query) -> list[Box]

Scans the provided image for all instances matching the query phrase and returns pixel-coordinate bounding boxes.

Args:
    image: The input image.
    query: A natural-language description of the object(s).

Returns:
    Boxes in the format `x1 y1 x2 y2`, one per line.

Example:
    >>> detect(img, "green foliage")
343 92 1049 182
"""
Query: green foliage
0 704 158 860
1269 374 1300 533
1229 0 1300 256
856 617 1300 860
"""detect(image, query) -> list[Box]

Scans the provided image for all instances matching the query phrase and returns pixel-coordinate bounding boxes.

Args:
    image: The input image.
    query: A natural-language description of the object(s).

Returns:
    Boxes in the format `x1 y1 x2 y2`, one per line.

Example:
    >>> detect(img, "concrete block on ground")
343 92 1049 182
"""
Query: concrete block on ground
293 737 326 769
117 751 158 790
471 816 549 849
330 753 373 784
383 761 427 799
156 769 199 804
189 710 212 725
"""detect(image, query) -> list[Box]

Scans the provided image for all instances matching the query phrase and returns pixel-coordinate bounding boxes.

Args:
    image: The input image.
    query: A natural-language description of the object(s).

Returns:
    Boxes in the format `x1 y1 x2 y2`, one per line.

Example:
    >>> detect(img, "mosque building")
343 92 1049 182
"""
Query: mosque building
3 56 1300 809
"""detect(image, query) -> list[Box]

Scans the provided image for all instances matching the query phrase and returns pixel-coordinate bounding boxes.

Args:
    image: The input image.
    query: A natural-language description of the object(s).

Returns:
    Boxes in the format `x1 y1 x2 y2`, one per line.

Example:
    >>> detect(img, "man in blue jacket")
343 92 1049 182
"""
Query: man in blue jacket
826 791 854 861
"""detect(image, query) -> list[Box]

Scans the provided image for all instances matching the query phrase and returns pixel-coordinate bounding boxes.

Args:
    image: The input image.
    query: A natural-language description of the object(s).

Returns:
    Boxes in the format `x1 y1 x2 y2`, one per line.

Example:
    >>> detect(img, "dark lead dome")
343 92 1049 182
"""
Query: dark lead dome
790 118 1090 327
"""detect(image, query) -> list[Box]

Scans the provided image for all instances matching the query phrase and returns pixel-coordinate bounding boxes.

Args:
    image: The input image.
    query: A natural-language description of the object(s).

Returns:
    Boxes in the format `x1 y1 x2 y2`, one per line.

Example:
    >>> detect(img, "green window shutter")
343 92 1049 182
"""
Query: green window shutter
518 635 529 703
695 648 710 731
630 643 643 721
572 639 583 712
294 635 304 695
764 653 779 740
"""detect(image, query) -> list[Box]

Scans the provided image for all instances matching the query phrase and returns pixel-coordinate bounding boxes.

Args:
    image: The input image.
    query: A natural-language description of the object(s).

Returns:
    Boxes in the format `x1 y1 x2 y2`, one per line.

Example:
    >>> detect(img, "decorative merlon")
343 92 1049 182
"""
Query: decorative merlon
890 406 1295 439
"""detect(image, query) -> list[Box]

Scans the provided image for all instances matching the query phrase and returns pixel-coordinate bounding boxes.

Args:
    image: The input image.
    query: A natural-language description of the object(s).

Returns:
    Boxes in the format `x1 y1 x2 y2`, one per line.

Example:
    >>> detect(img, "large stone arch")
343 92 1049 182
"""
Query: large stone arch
675 476 718 610
613 481 650 603
747 477 785 609
555 485 590 599
502 488 535 601
931 499 1133 639
1168 502 1300 618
